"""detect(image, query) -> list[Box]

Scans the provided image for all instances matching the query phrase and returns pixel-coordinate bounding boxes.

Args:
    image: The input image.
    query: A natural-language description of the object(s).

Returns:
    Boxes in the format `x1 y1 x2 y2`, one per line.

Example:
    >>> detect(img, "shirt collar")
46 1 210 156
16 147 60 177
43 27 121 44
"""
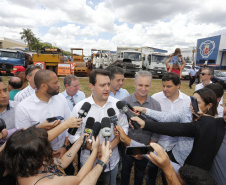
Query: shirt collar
33 92 55 103
131 93 150 104
88 94 113 108
161 90 184 100
63 90 78 98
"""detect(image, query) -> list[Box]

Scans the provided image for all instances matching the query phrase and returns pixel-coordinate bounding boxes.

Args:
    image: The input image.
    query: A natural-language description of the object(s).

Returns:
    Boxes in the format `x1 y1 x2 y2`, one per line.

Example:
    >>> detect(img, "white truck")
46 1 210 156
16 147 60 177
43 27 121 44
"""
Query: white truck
91 49 112 69
140 47 168 77
114 46 143 74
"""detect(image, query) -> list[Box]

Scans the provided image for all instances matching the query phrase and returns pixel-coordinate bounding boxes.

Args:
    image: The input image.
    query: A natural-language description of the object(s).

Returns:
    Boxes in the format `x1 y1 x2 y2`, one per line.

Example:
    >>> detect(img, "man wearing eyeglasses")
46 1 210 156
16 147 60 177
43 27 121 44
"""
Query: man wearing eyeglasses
61 74 85 111
195 67 214 91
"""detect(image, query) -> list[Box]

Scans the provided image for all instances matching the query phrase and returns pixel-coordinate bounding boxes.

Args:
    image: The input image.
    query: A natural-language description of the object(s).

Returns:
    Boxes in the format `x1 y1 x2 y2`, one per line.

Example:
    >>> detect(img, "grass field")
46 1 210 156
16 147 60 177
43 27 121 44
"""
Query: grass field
55 77 225 104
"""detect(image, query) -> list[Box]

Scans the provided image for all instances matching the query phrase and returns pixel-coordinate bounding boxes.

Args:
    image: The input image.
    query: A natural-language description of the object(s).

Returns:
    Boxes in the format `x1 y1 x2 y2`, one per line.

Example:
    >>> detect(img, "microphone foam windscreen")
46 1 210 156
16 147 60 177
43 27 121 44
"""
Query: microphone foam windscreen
122 101 133 110
101 117 111 128
116 101 125 110
81 102 91 112
86 117 95 129
92 122 101 135
107 108 116 117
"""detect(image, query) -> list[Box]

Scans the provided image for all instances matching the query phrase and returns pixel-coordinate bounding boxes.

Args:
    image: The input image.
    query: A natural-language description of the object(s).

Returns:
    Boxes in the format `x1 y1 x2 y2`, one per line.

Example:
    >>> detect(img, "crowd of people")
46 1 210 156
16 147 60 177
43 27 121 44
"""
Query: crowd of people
0 60 225 185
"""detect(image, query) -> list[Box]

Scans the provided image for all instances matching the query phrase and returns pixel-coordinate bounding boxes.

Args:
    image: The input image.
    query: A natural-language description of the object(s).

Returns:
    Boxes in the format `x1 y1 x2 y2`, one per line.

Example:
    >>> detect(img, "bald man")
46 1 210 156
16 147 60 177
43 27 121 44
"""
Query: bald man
8 77 22 101
15 70 80 176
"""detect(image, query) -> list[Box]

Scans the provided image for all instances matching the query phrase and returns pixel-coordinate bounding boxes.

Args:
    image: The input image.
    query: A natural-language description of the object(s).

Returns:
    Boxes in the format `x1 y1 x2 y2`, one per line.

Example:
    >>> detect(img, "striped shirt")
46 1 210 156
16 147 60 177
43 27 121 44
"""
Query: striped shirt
14 84 35 102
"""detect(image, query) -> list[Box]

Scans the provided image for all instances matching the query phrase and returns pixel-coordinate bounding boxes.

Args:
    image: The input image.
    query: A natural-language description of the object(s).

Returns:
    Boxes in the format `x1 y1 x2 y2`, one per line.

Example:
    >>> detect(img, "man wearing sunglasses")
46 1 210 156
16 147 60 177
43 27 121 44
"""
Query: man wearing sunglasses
195 67 214 91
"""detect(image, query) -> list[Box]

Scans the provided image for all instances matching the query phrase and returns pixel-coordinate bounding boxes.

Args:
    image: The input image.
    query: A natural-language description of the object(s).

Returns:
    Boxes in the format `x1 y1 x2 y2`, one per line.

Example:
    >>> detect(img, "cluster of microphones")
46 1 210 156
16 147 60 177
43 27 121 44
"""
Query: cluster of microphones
68 100 147 149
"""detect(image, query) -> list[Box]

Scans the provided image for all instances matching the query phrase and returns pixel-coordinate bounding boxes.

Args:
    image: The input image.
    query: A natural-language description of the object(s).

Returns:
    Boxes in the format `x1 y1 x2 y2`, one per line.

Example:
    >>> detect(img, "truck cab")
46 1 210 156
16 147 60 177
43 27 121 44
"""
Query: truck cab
143 52 167 77
118 50 142 74
0 49 26 73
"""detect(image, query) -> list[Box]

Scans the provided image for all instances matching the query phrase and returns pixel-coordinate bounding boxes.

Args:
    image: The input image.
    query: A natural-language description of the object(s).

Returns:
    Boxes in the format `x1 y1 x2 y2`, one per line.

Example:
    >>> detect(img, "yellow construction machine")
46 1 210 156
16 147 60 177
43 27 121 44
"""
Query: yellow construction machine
32 48 64 72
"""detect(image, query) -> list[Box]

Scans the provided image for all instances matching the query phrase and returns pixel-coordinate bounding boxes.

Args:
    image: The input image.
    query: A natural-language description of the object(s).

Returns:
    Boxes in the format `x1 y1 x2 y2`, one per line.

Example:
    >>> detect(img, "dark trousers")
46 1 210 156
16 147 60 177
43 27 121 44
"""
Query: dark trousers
120 150 149 185
189 76 196 86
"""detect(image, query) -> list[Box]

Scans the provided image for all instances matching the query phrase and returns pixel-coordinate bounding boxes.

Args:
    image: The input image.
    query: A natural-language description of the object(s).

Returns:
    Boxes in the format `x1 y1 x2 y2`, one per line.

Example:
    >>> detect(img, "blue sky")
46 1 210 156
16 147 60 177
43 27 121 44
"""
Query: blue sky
0 0 226 55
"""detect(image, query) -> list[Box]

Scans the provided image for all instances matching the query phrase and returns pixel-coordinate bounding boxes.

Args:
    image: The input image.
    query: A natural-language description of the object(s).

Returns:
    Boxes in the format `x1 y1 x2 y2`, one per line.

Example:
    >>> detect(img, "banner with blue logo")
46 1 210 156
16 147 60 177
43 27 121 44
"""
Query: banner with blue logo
196 35 221 64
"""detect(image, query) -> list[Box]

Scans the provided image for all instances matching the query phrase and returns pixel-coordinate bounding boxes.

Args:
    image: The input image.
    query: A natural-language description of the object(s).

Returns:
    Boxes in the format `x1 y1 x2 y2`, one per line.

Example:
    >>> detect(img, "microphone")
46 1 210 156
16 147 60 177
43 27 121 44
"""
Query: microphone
101 117 112 143
122 101 147 121
68 102 91 135
107 108 118 127
81 117 95 150
116 101 140 129
89 121 101 154
88 121 101 143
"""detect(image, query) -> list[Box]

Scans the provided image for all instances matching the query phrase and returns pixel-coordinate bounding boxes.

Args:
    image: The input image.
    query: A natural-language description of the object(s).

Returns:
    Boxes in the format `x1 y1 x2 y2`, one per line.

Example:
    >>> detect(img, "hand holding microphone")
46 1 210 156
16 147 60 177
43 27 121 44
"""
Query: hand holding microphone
68 102 91 135
81 117 95 150
101 117 112 143
116 101 141 129
122 101 147 120
89 121 101 154
88 121 101 143
107 108 118 127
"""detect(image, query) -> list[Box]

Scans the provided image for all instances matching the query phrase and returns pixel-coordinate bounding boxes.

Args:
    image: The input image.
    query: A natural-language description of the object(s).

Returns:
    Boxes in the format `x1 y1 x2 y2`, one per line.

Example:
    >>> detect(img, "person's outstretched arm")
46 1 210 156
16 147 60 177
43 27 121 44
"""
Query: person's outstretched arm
133 106 183 122
48 117 82 142
79 140 112 185
131 116 196 137
146 143 181 185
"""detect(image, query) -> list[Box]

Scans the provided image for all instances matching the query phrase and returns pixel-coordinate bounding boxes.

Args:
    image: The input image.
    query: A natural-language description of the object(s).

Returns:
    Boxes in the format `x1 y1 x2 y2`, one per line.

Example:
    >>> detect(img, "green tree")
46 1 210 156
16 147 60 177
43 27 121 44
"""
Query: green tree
31 37 41 53
20 28 34 51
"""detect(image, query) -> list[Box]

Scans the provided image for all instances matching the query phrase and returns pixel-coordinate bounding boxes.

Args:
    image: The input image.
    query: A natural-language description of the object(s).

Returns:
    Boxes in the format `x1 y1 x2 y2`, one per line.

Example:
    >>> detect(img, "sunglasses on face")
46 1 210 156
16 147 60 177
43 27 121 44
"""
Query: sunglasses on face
200 73 209 76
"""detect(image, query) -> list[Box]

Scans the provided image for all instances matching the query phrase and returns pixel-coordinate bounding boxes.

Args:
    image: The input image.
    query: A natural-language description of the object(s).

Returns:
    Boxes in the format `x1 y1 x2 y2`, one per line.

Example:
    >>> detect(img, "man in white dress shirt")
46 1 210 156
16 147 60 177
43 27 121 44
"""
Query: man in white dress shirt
61 74 86 111
146 72 191 185
15 70 80 175
68 69 128 185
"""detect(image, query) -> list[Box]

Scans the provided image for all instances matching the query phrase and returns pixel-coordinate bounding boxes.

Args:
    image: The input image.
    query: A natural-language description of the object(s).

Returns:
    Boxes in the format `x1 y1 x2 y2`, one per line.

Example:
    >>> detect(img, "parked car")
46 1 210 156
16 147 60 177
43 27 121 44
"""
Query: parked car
182 65 199 80
212 70 226 88
182 69 190 79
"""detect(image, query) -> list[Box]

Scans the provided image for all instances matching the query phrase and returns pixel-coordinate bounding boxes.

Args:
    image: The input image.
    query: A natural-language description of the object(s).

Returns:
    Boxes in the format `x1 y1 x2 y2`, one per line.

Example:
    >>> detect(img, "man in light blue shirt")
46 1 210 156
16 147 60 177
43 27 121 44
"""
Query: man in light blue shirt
108 66 129 100
189 65 197 89
61 74 86 111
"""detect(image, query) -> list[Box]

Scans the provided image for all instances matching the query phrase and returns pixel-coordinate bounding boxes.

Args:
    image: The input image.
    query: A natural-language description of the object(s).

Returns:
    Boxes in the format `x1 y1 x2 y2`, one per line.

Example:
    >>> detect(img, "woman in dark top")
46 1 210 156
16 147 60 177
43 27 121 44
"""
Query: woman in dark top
131 88 225 171
0 127 100 185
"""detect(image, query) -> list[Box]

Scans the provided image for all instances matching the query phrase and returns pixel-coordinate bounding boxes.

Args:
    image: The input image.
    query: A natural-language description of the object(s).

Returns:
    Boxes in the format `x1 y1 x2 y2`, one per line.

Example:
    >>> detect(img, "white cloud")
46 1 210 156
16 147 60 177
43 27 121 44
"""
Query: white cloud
1 0 226 56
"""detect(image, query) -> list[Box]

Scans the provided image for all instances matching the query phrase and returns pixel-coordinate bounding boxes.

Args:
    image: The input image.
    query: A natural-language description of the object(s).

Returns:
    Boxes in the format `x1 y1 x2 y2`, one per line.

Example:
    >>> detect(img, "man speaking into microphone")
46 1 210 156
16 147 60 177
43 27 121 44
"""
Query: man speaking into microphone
68 69 128 185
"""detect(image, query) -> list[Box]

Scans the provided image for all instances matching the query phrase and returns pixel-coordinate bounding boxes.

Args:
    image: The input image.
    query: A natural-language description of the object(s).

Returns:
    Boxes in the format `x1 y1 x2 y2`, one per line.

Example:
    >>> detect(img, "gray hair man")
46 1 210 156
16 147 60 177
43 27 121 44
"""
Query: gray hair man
120 70 161 185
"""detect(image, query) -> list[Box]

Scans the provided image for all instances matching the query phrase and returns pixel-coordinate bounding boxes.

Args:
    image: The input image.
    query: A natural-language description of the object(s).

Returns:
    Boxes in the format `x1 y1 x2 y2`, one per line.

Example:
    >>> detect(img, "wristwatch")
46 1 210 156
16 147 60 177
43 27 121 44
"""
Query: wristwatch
97 160 106 171
63 144 70 151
